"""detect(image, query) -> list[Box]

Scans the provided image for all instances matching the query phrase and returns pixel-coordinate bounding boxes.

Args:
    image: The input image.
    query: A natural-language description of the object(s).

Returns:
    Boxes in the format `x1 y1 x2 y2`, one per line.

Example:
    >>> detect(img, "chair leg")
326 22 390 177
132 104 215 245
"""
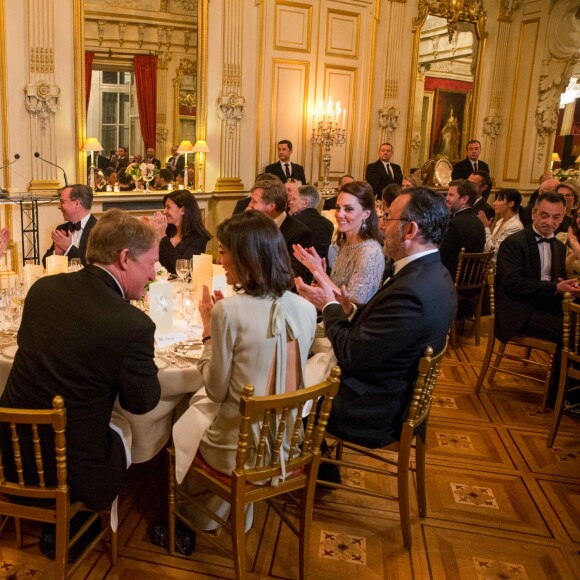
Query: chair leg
450 320 457 350
397 449 412 550
55 518 70 580
299 465 318 580
167 450 177 556
15 517 22 548
522 347 532 367
231 498 247 580
110 527 118 564
547 377 567 447
415 438 427 518
540 352 556 412
475 334 495 393
488 342 506 384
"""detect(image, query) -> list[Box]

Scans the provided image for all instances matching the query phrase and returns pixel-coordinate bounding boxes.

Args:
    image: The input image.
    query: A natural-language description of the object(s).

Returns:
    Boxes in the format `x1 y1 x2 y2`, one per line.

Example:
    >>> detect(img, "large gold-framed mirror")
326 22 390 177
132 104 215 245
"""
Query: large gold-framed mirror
405 0 487 172
75 0 207 180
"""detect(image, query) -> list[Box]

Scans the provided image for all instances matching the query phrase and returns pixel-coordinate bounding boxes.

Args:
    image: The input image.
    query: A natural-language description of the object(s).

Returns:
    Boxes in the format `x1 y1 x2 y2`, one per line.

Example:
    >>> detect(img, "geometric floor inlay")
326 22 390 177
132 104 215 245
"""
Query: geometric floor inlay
450 483 499 508
318 531 367 565
430 388 491 423
433 396 457 409
537 479 580 542
472 557 529 580
436 432 474 449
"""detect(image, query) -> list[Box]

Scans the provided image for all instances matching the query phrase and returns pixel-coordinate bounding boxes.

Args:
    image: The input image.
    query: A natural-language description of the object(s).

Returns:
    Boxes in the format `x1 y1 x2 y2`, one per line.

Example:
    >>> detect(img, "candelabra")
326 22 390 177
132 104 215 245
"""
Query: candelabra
311 98 346 196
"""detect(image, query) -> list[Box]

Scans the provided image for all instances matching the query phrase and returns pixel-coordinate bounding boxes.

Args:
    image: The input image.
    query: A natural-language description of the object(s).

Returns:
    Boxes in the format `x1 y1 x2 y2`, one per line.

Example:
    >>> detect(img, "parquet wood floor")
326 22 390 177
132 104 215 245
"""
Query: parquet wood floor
1 320 579 579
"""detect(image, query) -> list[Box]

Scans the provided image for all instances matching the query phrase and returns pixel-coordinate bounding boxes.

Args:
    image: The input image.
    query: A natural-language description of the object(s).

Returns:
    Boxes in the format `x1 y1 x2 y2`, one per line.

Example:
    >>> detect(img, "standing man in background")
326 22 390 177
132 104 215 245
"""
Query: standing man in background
365 143 402 198
265 140 307 184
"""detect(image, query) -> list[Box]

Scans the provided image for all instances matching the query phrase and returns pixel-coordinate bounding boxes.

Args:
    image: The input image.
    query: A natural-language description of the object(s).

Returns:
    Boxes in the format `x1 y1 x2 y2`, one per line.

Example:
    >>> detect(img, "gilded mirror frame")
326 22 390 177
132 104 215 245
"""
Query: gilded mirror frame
173 59 197 145
404 0 487 171
73 0 208 183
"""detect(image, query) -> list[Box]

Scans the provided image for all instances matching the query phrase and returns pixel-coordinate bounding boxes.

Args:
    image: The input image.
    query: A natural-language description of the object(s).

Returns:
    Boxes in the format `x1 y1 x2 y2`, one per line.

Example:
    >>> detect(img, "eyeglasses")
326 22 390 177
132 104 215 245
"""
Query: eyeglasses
380 213 411 223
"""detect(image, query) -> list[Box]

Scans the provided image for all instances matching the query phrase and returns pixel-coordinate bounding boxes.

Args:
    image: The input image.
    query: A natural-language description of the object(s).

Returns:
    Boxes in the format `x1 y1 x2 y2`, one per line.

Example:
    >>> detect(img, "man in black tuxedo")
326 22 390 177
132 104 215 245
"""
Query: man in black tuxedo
42 184 98 268
114 146 130 173
323 174 354 211
247 179 313 283
265 140 307 184
1 209 161 512
468 170 495 222
289 184 334 262
496 191 580 406
145 147 162 169
365 143 403 198
451 140 490 180
167 145 185 178
296 188 456 447
439 179 486 277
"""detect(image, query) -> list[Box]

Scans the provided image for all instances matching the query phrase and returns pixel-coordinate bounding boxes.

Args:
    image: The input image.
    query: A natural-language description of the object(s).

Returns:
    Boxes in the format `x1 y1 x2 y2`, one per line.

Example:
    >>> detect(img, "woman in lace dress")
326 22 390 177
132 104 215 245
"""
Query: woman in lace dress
294 180 384 306
482 189 524 263
558 207 580 278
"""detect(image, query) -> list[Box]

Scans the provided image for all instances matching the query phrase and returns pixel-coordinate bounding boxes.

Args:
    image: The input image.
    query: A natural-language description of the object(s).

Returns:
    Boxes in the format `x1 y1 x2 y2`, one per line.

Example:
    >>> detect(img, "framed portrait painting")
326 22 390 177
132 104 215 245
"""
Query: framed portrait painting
430 90 468 162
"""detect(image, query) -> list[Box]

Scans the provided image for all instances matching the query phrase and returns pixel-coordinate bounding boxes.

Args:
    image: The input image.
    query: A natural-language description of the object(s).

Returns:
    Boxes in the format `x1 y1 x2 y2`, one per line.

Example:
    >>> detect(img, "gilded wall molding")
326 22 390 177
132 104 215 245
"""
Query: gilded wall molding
378 106 400 143
24 81 60 135
30 48 54 74
482 113 501 141
217 93 246 134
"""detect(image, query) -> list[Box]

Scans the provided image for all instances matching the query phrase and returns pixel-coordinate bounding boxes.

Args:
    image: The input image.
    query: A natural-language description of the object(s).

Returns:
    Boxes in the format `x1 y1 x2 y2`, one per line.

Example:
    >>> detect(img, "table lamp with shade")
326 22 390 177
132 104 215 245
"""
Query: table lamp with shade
177 140 193 189
551 152 561 171
192 140 210 191
82 137 103 190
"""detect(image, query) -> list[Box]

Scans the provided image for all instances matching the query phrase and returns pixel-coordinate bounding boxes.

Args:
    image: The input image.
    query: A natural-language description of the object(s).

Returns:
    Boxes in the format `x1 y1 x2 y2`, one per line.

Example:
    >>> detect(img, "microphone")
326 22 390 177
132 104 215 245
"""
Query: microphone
0 153 21 172
34 152 69 187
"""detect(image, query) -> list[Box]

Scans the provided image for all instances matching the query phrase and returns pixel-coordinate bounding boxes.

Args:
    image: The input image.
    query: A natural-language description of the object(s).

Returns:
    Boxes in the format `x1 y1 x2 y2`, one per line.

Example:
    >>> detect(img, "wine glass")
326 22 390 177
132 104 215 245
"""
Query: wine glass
69 258 82 272
175 259 190 294
182 290 197 339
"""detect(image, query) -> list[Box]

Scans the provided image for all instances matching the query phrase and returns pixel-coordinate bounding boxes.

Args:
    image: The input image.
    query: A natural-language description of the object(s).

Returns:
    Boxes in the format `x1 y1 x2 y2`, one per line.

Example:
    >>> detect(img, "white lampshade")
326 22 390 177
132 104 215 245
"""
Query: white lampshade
177 140 194 153
192 140 210 153
82 137 103 152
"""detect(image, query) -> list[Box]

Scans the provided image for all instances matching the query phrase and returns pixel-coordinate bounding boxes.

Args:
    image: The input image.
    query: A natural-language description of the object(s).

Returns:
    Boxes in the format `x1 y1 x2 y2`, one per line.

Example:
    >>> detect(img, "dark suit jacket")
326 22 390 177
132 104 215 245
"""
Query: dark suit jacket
365 160 403 197
265 161 306 184
439 208 486 277
322 252 456 448
294 208 334 261
232 196 251 215
279 213 313 283
167 155 185 176
146 157 161 169
495 226 566 343
114 156 130 173
42 214 98 268
323 195 338 211
451 158 490 180
0 266 161 510
472 197 495 222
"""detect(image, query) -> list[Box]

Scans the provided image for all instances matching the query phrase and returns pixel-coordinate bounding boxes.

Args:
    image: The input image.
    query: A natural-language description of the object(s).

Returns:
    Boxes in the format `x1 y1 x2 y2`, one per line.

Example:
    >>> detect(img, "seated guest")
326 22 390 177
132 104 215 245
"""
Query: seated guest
285 178 303 207
468 170 495 222
0 227 10 255
323 174 354 210
148 189 211 275
295 187 456 448
232 173 282 216
560 208 580 278
439 179 486 277
117 167 136 191
294 181 384 306
145 147 161 169
0 209 161 513
523 176 559 225
401 173 422 188
483 189 524 263
288 185 334 262
496 192 580 408
42 184 97 268
95 167 118 192
155 168 174 191
175 210 316 529
381 183 402 212
247 178 314 283
555 181 579 234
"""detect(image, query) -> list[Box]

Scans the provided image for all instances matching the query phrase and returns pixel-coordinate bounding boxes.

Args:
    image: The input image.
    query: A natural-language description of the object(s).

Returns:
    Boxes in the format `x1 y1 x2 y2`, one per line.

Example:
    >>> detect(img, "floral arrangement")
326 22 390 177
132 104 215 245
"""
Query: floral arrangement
143 263 169 296
126 162 160 181
554 168 580 182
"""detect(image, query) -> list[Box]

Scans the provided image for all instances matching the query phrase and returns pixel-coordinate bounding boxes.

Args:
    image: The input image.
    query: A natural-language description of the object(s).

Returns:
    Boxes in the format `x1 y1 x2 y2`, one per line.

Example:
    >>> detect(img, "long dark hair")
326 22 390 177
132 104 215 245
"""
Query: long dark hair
163 189 211 242
217 211 293 298
336 180 381 246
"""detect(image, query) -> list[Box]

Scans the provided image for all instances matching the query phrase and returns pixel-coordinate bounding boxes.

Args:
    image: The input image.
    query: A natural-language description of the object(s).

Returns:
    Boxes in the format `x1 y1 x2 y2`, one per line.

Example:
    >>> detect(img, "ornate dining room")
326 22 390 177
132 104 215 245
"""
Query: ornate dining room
0 0 579 579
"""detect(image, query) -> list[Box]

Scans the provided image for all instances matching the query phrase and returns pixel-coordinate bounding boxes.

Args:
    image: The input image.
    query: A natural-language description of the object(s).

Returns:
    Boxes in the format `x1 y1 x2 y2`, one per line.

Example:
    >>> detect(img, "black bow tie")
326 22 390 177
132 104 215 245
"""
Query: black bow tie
536 237 554 244
69 222 82 231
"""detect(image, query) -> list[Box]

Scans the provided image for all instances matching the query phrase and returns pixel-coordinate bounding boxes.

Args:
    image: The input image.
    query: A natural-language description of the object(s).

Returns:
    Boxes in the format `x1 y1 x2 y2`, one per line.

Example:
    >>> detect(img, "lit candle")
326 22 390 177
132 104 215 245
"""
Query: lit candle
167 183 173 191
106 185 112 192
113 185 120 192
342 109 347 130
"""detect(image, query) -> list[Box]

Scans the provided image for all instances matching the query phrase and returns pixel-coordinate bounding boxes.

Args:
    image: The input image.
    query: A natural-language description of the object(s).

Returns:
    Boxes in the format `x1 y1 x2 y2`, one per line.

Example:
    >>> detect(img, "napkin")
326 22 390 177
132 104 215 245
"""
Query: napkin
149 280 173 333
172 387 220 484
23 264 44 290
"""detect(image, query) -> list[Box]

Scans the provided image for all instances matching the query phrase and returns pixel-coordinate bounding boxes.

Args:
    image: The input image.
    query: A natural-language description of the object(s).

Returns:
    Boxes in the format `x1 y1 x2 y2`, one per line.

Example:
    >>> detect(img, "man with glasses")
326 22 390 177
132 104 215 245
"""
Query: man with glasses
296 188 456 448
42 184 97 268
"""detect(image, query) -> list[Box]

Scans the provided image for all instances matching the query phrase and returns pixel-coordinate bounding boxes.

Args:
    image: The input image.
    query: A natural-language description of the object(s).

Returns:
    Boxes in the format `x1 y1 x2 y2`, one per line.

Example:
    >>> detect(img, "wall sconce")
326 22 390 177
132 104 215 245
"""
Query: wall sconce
551 152 561 170
177 140 194 189
192 140 210 191
82 137 103 189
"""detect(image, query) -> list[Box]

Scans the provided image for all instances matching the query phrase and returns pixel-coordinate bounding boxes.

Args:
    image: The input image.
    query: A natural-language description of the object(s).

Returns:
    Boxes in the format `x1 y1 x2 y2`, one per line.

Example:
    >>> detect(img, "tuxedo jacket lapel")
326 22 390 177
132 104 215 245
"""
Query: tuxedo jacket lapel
525 227 542 279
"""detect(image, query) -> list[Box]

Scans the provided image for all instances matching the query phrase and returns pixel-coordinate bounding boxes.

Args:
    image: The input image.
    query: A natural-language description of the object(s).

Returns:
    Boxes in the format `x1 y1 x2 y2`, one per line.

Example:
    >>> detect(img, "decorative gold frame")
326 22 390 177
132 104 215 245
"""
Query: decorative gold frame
173 59 197 145
404 0 487 170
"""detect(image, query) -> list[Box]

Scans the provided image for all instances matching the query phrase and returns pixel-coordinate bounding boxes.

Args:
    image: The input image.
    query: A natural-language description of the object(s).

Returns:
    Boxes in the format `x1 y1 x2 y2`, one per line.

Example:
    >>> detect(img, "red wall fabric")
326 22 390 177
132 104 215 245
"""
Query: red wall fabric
85 52 94 113
133 55 158 150
424 77 473 93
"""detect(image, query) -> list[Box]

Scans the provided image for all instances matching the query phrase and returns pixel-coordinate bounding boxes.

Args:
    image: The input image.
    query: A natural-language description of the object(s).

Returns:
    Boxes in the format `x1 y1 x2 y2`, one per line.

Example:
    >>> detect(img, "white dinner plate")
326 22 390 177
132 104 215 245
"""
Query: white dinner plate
0 331 16 347
2 343 18 359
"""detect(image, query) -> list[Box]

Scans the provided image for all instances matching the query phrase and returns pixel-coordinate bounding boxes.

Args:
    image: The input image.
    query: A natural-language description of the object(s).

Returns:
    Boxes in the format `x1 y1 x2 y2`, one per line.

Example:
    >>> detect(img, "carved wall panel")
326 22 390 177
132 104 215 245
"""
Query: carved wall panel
325 9 359 58
274 2 312 52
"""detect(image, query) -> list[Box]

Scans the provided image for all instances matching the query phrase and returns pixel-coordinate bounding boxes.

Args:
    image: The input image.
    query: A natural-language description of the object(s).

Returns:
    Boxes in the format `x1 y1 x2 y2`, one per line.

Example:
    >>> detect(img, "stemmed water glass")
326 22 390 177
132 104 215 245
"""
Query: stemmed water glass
182 289 197 339
175 259 190 294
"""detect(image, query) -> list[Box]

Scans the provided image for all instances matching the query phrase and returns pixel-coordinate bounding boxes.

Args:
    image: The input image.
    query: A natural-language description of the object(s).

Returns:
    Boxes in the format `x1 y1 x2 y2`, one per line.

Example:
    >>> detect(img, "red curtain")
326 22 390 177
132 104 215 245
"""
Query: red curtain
85 52 94 113
134 55 158 150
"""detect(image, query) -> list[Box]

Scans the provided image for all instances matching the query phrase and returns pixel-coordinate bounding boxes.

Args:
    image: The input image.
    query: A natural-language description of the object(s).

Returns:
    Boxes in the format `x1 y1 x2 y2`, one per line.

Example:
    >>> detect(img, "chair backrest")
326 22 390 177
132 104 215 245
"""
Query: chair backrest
0 395 68 501
562 292 580 371
234 366 341 485
403 339 448 432
454 248 494 291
